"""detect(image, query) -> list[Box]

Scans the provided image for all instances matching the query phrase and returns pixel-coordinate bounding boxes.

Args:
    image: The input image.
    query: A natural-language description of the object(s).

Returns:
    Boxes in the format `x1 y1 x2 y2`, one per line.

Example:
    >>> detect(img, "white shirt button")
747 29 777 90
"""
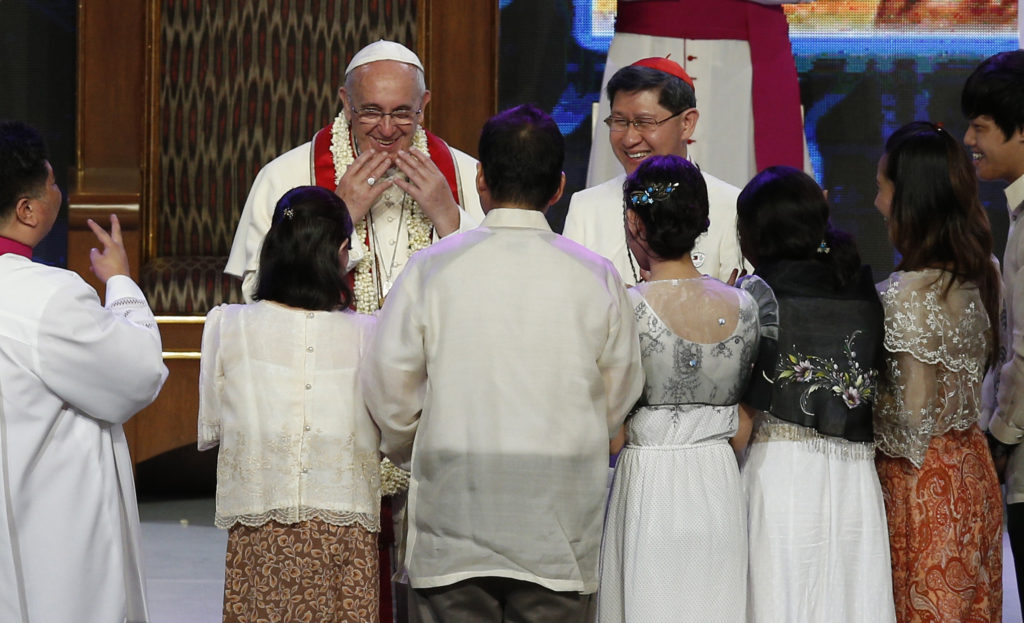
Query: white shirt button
305 384 312 390
306 346 314 352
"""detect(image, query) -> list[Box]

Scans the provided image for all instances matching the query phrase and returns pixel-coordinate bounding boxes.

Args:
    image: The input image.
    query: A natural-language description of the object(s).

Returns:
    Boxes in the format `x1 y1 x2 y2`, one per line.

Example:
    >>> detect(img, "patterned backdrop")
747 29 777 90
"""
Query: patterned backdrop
143 0 416 314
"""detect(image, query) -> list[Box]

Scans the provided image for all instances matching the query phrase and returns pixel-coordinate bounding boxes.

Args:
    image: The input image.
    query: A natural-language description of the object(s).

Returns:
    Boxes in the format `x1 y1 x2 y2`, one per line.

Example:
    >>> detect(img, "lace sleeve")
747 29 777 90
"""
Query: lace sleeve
197 306 225 450
874 272 989 466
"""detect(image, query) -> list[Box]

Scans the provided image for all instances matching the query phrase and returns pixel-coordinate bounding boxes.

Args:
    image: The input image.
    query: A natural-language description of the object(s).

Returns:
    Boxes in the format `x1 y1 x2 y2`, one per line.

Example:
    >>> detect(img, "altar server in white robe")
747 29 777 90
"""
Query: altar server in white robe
0 120 168 623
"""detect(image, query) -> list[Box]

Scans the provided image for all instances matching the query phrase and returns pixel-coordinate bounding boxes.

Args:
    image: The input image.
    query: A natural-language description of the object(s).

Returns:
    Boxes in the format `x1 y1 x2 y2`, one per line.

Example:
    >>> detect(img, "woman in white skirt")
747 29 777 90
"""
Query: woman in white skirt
735 167 896 623
598 155 759 622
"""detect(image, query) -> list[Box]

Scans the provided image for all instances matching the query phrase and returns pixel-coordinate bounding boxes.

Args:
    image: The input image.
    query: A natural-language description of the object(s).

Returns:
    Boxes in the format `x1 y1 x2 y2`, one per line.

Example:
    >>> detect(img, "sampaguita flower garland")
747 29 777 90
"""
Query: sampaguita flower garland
330 111 433 314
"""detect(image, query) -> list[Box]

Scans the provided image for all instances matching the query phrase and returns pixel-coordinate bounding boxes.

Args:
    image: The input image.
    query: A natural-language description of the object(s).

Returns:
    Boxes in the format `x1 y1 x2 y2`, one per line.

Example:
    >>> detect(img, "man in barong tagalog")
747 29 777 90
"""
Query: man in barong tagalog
226 39 483 312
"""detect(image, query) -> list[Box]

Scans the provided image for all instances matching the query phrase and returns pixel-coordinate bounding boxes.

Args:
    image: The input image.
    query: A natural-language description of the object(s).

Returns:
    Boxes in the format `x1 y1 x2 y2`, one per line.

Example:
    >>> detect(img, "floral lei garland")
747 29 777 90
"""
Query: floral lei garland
330 112 428 494
330 111 433 314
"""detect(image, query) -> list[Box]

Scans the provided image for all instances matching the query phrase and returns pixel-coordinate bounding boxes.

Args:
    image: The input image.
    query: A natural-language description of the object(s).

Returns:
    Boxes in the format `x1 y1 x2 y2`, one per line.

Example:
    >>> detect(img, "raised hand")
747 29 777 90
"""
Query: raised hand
336 148 394 223
87 214 131 282
393 148 459 237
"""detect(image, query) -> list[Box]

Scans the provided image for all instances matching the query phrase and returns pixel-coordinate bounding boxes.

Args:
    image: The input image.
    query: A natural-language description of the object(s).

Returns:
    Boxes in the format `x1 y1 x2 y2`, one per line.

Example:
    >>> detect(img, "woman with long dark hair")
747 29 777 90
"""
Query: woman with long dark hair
198 186 382 622
736 166 895 622
874 121 1003 621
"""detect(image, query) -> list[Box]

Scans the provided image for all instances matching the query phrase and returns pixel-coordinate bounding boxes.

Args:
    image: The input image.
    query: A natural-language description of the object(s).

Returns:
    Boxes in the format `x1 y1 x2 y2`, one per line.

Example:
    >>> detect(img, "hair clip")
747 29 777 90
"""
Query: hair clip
817 240 831 254
282 207 295 220
629 182 679 208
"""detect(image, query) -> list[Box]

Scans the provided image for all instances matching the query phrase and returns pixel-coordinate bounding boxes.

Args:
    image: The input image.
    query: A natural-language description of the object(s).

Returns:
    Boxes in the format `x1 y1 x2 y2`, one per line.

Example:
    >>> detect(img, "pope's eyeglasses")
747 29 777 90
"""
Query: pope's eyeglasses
351 107 422 126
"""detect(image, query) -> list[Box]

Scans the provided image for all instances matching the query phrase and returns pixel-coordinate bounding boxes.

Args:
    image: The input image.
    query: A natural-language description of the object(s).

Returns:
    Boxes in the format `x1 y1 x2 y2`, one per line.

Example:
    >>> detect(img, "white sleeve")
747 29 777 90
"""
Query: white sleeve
37 274 168 424
450 147 485 225
452 205 479 236
197 306 225 450
562 192 586 244
599 275 644 435
225 145 311 302
359 265 427 468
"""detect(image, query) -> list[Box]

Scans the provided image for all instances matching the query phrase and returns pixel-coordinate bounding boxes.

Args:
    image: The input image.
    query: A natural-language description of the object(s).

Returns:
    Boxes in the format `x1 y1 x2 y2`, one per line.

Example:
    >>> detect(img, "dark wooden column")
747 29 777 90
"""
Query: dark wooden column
418 0 499 158
69 0 150 292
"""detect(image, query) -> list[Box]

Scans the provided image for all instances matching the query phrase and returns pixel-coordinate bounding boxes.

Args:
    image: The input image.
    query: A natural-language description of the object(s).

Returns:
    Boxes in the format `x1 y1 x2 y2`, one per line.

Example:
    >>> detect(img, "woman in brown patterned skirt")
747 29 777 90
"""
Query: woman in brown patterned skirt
199 186 381 622
873 121 1003 622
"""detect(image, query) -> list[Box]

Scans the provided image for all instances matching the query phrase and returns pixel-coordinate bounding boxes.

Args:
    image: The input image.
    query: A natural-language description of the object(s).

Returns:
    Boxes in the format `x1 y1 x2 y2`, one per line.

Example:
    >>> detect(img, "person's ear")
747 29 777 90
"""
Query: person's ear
547 173 566 207
14 197 36 227
625 208 645 241
475 163 487 195
679 108 700 141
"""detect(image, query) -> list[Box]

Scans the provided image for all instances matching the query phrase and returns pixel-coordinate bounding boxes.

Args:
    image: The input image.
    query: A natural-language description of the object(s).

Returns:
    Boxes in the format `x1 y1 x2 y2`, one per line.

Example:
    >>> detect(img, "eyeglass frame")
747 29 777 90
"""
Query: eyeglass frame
603 109 686 133
350 106 423 126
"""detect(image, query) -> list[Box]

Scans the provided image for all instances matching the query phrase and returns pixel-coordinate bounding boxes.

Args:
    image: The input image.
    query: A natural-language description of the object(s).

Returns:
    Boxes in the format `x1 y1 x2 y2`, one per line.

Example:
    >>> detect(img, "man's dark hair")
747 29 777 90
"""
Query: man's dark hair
255 186 355 311
962 50 1024 140
0 120 49 221
478 104 564 209
606 66 696 112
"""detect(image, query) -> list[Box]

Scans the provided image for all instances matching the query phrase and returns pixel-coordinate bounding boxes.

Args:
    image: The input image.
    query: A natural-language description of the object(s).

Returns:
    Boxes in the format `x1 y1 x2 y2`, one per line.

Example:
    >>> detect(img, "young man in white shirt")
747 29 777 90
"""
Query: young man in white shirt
964 49 1024 618
361 104 644 622
0 120 168 622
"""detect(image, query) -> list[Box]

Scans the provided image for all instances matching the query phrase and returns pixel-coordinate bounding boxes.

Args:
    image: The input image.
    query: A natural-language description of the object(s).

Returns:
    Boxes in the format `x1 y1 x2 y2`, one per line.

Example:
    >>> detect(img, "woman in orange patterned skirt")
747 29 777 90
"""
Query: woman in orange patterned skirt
873 121 1003 621
199 186 381 622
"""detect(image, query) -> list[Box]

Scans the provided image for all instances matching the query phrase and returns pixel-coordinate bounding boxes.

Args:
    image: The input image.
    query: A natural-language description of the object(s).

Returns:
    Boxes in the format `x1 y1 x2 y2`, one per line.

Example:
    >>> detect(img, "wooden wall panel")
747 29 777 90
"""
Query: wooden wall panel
419 0 499 158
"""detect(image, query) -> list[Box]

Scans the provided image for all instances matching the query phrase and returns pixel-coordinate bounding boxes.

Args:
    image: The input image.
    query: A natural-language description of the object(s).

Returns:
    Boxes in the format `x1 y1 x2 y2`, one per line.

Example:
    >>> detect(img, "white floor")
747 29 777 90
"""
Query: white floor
139 497 1024 623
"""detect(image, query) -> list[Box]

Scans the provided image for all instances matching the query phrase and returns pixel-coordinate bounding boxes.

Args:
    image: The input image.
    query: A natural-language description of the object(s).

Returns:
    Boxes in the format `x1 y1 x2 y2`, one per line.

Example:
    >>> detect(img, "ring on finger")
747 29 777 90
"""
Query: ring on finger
367 177 376 186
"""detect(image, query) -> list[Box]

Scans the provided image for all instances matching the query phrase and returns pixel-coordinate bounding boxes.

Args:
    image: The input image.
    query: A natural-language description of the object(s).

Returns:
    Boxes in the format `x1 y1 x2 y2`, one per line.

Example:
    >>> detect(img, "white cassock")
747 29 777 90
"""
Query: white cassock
563 170 746 285
0 255 168 623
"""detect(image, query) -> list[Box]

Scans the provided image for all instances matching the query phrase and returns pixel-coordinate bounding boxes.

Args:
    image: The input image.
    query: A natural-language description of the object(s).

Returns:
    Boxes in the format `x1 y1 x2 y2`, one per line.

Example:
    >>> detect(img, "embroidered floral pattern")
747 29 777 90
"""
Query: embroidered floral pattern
776 330 878 411
874 270 990 466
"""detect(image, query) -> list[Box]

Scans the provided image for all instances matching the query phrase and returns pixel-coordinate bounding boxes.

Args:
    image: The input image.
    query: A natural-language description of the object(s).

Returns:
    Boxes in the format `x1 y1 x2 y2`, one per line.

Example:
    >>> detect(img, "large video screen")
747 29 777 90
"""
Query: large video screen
499 0 1020 275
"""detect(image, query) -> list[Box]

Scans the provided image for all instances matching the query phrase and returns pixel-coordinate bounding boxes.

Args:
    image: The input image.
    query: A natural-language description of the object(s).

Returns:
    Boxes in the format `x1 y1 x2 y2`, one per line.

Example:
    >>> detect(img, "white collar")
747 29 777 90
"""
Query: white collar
481 208 552 231
1005 174 1024 215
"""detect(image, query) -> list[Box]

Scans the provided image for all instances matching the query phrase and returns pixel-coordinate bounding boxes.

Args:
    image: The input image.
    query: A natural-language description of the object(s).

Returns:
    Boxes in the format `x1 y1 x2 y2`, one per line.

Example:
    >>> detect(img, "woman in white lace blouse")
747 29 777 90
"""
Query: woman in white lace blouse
873 121 1003 621
198 186 381 622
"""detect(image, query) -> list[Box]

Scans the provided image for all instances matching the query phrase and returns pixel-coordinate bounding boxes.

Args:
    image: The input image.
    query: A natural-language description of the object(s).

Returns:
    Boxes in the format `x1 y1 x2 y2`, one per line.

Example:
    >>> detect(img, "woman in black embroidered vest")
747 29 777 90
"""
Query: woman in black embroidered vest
873 121 1003 621
735 166 896 622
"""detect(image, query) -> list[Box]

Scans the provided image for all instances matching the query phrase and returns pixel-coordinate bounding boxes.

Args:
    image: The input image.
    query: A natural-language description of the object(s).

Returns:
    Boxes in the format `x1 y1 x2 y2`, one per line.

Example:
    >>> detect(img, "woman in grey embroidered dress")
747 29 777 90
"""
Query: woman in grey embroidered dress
735 167 895 623
198 187 381 622
873 121 1003 621
598 155 758 622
